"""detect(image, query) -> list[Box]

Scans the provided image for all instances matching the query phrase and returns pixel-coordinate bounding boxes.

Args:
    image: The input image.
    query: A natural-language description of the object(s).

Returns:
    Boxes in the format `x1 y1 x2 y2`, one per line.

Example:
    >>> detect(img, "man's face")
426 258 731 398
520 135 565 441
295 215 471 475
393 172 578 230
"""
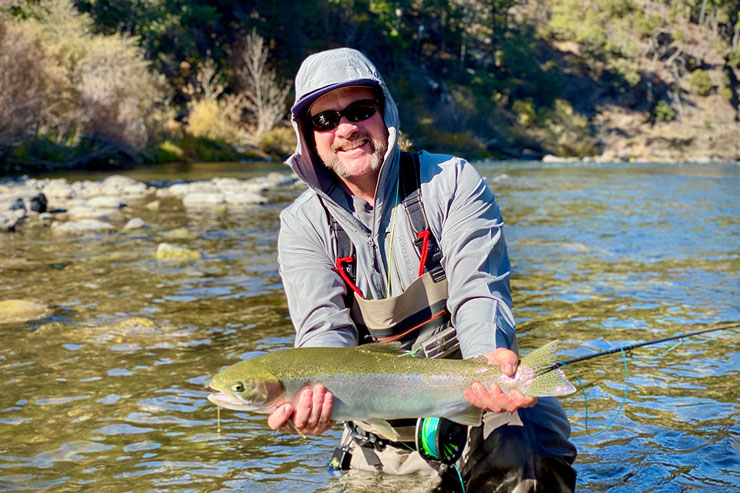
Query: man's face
309 86 389 182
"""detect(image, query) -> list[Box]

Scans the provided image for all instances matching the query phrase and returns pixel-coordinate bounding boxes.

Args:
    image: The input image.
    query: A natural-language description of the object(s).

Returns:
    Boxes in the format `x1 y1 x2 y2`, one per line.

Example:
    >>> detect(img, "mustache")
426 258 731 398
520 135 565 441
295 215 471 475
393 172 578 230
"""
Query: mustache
331 132 373 152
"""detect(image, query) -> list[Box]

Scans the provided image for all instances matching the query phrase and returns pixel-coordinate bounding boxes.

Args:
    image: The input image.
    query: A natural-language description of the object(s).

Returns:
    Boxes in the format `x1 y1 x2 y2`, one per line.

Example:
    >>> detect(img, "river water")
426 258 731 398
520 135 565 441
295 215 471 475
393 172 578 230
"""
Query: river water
1 160 738 492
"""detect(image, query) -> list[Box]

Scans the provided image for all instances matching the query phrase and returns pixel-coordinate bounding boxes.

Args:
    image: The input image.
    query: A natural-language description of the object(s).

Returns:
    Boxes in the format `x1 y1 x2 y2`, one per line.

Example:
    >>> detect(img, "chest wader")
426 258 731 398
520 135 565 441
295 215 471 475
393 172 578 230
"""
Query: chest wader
327 153 467 475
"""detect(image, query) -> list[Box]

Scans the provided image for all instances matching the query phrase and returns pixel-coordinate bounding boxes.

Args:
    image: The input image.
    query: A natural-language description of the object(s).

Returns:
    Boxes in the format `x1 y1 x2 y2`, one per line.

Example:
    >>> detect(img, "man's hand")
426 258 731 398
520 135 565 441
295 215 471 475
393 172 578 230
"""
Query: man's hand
267 383 335 435
463 347 537 413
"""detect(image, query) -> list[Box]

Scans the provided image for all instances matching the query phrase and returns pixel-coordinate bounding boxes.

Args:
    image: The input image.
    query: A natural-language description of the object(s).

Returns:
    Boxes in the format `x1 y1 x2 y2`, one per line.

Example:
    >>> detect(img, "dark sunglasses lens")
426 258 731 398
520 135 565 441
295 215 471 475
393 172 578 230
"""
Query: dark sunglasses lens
311 112 339 131
344 104 377 123
310 99 379 131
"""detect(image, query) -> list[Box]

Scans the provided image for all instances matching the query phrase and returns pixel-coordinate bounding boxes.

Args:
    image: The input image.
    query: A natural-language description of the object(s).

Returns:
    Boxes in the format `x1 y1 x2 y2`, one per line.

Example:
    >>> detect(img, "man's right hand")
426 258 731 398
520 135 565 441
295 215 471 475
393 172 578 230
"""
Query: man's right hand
267 383 335 435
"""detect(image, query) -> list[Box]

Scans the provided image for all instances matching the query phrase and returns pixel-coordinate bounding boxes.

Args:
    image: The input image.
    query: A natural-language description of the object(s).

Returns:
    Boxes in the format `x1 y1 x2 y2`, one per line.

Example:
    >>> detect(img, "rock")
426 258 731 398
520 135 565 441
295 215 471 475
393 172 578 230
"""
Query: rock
161 227 196 240
30 193 48 212
182 192 226 208
0 209 26 232
0 299 52 324
101 175 148 197
145 200 160 210
155 242 202 260
122 218 146 231
0 258 42 271
542 154 576 163
51 219 116 234
88 196 126 209
225 192 268 206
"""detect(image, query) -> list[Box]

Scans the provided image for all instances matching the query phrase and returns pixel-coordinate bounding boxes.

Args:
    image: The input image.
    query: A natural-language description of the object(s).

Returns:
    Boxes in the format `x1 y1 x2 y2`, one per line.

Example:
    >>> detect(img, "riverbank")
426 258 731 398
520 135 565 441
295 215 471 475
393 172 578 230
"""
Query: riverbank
0 172 303 233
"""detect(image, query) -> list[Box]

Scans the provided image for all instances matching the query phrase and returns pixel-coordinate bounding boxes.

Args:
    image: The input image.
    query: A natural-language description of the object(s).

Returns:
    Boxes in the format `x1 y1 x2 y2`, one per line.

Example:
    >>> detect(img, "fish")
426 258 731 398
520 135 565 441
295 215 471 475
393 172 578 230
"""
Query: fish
205 341 576 439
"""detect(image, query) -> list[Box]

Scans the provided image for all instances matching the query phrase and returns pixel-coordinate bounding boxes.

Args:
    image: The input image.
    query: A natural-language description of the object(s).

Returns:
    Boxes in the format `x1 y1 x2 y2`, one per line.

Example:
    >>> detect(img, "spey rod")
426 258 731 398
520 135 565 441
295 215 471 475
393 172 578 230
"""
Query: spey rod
554 322 740 368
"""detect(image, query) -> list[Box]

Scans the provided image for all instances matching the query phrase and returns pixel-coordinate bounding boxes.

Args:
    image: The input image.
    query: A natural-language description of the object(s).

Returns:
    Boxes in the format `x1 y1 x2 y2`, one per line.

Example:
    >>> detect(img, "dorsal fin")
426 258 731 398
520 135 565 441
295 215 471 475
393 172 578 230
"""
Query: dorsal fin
355 342 406 355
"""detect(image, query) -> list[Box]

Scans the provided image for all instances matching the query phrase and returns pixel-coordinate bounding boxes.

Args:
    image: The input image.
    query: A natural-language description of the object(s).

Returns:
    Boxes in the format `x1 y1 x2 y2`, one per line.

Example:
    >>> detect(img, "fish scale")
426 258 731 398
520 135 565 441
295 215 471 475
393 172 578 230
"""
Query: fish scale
206 341 576 430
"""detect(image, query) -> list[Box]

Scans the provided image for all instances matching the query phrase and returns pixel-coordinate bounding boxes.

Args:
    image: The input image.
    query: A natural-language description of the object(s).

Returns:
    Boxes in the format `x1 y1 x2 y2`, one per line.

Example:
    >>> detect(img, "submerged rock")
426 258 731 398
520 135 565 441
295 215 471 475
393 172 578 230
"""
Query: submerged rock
51 219 116 234
0 299 52 324
122 218 146 231
155 242 202 260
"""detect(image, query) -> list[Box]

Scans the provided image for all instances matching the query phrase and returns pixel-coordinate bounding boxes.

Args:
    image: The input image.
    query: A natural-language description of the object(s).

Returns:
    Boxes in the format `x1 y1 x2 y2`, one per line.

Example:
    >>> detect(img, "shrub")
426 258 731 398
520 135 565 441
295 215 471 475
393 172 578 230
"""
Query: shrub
541 99 596 156
689 69 714 96
653 100 675 122
259 125 296 157
1 0 168 167
0 15 52 146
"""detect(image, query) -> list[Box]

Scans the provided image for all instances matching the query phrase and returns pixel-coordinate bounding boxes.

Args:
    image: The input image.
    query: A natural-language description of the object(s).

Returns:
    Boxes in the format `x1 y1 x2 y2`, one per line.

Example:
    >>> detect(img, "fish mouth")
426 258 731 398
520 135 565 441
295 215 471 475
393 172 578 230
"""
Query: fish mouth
205 383 254 411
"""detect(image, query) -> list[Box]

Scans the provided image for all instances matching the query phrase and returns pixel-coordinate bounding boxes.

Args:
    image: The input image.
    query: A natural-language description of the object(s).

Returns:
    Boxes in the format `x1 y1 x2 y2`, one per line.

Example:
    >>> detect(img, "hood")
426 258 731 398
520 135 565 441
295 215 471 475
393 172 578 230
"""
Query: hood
286 48 400 211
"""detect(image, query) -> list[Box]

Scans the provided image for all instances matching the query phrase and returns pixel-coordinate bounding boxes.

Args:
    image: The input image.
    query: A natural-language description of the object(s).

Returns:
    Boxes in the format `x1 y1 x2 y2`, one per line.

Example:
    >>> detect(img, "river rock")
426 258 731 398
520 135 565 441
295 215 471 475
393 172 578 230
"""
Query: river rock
0 209 26 232
155 242 202 260
88 196 127 209
225 192 268 206
0 258 43 271
0 299 52 324
161 227 196 240
51 219 116 234
122 218 146 231
182 192 227 208
100 175 148 198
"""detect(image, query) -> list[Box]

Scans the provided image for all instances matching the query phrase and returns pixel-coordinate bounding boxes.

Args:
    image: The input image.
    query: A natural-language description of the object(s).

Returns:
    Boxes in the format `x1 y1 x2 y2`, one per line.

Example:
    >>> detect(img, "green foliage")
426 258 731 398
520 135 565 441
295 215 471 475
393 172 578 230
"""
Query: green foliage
653 100 676 122
541 99 596 156
185 99 245 146
689 69 714 96
727 48 740 68
719 87 733 101
259 126 296 157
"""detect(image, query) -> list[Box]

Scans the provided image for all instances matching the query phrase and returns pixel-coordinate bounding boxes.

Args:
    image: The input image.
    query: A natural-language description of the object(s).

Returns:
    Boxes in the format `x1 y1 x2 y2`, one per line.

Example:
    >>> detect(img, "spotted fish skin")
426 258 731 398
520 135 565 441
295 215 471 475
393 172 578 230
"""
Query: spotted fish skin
205 341 576 426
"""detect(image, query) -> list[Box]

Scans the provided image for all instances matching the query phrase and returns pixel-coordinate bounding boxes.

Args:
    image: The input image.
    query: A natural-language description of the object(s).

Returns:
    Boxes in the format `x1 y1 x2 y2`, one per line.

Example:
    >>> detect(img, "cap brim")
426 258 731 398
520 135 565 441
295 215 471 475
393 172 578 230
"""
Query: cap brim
291 79 379 117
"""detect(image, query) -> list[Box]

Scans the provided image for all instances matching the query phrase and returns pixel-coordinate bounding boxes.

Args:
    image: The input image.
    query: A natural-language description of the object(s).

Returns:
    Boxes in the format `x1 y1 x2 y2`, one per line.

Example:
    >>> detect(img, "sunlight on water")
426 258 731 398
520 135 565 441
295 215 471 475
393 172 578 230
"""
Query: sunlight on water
0 161 738 492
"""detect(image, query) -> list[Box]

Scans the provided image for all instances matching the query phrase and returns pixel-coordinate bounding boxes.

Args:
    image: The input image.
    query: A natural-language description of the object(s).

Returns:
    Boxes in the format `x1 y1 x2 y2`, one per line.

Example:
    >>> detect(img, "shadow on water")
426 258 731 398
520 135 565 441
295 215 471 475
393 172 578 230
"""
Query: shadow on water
0 161 738 491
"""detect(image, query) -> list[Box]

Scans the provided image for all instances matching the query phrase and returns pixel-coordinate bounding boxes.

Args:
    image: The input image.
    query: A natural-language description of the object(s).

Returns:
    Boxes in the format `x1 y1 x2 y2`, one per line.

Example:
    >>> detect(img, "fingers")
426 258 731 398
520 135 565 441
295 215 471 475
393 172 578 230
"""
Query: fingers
481 348 519 376
271 384 335 436
267 403 293 430
464 382 538 414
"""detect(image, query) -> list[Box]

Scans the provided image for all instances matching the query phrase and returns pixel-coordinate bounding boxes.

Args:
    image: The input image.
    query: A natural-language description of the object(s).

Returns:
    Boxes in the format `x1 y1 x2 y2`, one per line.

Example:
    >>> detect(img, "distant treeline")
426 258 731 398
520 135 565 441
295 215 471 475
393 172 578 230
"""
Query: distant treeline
2 0 739 171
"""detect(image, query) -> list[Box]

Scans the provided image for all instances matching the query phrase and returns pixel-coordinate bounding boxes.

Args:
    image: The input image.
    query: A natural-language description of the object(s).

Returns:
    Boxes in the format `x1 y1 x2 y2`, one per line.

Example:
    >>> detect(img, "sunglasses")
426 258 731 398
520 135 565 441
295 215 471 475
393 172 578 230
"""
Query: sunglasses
309 99 381 132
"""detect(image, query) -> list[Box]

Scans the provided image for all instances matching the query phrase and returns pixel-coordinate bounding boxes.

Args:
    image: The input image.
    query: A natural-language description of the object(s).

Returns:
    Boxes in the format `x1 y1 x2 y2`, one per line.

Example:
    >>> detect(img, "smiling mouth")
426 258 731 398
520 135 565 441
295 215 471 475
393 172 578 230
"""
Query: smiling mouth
336 138 369 152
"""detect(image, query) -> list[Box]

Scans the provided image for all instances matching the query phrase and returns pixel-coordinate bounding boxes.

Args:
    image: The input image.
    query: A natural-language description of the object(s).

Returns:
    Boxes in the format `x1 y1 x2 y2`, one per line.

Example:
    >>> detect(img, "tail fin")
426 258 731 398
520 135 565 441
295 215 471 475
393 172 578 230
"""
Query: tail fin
520 341 577 397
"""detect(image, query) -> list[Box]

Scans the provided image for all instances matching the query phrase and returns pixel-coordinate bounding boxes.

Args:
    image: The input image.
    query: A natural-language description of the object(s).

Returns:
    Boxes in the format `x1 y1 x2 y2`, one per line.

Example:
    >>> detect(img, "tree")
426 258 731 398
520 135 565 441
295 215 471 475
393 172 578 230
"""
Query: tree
234 29 291 142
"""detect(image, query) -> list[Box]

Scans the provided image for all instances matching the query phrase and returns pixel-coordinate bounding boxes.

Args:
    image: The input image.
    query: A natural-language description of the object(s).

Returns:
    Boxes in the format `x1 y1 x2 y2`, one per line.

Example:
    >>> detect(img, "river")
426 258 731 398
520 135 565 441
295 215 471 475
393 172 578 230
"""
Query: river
1 160 738 492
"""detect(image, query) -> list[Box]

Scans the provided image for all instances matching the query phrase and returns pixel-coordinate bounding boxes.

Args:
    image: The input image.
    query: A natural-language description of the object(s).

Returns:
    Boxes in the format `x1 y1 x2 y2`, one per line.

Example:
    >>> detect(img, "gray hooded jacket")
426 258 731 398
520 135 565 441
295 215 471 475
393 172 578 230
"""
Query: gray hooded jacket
279 48 515 358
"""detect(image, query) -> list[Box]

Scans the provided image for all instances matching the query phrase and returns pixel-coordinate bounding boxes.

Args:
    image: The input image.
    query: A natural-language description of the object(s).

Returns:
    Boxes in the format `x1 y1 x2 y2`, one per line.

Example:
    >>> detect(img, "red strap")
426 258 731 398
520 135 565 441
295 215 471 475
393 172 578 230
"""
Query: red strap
336 257 364 299
417 230 430 277
375 309 448 342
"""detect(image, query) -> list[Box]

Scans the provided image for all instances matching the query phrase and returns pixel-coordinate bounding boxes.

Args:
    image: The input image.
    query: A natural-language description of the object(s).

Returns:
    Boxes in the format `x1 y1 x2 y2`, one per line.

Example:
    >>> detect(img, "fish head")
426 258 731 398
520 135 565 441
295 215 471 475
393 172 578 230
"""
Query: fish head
205 360 284 413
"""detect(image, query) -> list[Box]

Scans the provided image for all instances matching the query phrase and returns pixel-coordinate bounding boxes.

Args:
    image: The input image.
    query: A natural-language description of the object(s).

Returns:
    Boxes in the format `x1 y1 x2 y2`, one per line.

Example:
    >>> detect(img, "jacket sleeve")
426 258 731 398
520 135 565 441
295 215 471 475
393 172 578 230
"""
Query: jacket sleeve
277 201 358 348
432 156 516 358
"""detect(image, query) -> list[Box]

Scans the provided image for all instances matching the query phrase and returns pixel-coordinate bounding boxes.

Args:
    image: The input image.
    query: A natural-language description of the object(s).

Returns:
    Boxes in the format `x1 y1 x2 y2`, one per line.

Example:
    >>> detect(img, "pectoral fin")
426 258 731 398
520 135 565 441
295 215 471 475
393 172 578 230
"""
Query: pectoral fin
357 418 402 442
447 405 483 427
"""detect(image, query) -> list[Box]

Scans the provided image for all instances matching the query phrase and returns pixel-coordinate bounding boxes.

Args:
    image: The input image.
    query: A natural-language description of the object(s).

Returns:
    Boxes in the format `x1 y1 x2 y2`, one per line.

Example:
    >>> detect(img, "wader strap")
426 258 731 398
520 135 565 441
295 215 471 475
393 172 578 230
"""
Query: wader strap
328 152 445 291
331 215 363 299
399 152 445 282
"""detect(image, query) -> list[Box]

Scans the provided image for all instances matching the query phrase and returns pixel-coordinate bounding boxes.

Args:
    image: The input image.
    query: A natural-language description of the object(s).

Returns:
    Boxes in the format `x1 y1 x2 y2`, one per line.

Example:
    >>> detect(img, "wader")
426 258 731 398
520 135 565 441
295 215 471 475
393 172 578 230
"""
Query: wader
327 153 576 492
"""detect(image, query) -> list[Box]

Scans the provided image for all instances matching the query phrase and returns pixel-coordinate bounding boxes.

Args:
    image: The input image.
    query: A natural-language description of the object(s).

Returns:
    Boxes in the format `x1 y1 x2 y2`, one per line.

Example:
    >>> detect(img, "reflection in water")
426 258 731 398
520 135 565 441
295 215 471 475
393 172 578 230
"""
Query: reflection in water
0 161 738 491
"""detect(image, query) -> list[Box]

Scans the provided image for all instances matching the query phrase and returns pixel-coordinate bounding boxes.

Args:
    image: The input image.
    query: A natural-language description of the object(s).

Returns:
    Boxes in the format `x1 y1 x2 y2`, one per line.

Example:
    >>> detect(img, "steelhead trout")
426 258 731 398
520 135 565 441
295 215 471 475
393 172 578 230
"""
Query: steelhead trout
206 341 576 435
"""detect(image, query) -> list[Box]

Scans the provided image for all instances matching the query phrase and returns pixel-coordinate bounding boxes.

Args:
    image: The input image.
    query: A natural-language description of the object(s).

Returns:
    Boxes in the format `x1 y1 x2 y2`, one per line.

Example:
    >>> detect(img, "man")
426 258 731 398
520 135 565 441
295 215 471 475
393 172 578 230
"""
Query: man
269 47 576 491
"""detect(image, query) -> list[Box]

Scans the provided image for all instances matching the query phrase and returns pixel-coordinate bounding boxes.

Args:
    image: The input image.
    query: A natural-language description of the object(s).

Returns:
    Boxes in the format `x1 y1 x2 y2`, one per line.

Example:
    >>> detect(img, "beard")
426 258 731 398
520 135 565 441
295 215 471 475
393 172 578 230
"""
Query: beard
322 131 388 179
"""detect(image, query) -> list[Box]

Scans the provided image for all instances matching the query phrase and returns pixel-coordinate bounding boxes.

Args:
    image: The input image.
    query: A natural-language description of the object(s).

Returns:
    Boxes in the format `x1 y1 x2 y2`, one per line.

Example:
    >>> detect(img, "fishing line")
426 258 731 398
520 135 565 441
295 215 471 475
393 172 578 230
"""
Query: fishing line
554 322 740 436
560 347 629 436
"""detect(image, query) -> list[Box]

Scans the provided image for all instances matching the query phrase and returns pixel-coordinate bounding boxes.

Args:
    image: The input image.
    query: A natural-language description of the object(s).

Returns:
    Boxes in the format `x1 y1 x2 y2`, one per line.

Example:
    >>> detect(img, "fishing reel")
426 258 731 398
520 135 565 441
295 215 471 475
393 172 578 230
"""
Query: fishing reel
415 417 468 465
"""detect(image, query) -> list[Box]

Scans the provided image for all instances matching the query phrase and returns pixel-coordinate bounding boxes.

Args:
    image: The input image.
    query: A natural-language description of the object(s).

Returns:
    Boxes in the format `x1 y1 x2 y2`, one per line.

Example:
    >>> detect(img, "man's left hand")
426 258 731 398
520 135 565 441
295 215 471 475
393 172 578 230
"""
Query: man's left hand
463 347 537 413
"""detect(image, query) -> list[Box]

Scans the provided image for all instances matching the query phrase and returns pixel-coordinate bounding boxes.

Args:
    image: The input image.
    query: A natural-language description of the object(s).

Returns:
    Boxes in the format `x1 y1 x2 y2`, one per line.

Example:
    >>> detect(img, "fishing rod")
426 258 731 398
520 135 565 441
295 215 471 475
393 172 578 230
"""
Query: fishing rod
554 322 740 368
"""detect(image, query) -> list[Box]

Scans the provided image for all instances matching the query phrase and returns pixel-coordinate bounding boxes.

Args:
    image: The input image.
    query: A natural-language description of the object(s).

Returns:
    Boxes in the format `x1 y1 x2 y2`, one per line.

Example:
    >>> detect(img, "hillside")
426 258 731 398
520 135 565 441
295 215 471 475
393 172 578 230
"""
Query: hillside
1 0 739 171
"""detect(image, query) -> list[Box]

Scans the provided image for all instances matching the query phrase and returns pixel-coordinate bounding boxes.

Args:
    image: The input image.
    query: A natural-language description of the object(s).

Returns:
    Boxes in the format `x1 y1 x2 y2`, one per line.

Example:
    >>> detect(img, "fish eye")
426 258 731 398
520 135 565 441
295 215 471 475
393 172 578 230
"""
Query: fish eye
232 382 245 393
